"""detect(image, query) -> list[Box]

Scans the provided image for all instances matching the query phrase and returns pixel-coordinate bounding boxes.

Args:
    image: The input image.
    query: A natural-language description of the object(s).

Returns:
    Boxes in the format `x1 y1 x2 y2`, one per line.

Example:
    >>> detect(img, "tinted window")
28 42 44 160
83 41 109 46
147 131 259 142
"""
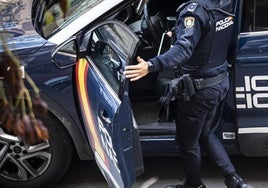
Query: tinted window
242 0 268 32
87 23 137 96
255 0 268 31
90 36 122 95
38 0 103 37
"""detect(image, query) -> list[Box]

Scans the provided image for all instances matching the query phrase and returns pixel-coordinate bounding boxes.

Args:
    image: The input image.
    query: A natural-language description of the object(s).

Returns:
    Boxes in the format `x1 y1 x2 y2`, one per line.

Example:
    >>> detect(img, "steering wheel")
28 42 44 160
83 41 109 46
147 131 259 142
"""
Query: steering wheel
143 1 170 49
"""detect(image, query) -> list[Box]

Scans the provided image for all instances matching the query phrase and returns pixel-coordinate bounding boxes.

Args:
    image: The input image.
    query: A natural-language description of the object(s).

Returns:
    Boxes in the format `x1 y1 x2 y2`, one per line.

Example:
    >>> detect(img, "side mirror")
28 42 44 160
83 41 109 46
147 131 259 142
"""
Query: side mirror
51 37 78 69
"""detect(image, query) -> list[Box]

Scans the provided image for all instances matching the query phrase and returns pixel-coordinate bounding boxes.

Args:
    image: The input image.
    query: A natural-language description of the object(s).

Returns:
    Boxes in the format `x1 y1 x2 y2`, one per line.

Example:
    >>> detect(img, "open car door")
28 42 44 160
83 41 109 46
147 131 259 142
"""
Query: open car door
75 21 144 187
52 20 144 187
32 1 144 186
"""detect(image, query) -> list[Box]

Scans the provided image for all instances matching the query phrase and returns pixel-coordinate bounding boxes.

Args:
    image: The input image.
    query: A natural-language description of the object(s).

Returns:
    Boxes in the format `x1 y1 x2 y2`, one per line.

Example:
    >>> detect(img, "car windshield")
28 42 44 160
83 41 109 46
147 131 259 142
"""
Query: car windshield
41 0 104 37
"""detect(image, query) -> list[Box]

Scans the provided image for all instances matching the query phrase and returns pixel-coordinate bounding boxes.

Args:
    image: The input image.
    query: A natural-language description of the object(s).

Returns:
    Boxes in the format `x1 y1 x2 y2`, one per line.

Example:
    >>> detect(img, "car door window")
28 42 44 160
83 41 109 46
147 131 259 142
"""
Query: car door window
88 22 137 96
74 21 142 187
91 37 122 95
242 0 268 32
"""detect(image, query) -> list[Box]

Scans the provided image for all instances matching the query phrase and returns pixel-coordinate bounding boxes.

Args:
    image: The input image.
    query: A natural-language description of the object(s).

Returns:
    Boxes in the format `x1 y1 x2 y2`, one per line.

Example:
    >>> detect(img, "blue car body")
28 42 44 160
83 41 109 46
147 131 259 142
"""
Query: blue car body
1 0 268 187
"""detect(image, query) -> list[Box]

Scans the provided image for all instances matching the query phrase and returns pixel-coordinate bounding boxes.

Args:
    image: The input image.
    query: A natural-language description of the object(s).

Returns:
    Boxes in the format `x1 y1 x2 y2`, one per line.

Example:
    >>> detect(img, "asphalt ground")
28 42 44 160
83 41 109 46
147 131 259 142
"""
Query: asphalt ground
55 156 268 188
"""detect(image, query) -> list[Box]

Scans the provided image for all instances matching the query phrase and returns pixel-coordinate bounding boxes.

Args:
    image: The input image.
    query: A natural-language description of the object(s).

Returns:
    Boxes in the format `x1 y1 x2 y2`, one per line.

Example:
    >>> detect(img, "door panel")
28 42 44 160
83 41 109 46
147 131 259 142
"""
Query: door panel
74 21 143 187
235 33 268 156
234 0 268 156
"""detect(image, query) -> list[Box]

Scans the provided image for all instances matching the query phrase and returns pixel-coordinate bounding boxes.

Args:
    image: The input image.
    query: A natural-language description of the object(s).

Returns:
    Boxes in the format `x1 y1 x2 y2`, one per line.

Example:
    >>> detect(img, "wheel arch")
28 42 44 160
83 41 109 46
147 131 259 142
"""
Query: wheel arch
38 92 93 160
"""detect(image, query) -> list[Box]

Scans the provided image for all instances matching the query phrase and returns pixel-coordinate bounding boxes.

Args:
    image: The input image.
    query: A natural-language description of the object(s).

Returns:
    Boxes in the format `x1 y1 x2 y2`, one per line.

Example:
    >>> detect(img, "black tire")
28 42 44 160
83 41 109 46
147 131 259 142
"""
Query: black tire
0 114 74 188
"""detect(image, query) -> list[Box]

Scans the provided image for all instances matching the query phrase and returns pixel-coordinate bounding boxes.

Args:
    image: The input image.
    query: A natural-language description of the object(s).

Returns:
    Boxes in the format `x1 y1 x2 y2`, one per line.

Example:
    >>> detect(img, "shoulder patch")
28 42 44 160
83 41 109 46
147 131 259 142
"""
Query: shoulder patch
184 16 195 28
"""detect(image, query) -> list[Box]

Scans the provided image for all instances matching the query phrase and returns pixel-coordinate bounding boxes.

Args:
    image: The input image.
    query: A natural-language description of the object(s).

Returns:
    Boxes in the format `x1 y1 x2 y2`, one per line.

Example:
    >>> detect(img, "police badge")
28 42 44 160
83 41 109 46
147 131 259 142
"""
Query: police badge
184 17 195 28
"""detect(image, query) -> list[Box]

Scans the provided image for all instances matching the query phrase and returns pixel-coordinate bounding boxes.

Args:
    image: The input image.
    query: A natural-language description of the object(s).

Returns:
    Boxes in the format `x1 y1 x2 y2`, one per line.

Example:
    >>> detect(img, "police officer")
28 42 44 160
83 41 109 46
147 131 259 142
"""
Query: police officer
124 0 253 188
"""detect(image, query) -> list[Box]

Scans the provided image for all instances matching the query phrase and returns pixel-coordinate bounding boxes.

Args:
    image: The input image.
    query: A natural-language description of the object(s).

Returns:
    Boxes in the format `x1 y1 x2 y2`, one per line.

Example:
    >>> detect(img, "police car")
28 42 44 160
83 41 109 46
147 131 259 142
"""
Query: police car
1 0 268 187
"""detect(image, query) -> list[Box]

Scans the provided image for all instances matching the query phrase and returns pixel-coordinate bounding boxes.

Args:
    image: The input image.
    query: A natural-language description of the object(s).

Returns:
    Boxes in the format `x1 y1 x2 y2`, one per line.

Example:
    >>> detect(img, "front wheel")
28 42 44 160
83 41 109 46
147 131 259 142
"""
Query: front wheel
0 114 74 188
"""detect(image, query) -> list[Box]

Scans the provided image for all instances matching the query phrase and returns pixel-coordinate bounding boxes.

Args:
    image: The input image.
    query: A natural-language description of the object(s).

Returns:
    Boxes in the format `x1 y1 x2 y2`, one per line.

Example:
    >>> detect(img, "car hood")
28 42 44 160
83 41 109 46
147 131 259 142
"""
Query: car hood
0 0 49 55
0 34 50 55
31 0 128 45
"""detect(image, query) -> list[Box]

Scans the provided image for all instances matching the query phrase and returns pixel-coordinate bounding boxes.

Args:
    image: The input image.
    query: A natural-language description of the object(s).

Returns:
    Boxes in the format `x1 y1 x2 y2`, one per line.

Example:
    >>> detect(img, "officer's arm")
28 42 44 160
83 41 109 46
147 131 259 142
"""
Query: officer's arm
149 5 209 72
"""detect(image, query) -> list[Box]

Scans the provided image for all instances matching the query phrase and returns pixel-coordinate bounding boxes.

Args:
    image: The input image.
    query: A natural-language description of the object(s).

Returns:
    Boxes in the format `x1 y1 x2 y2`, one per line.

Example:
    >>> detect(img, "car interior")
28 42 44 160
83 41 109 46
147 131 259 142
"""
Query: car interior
81 0 229 134
117 0 187 132
112 0 233 134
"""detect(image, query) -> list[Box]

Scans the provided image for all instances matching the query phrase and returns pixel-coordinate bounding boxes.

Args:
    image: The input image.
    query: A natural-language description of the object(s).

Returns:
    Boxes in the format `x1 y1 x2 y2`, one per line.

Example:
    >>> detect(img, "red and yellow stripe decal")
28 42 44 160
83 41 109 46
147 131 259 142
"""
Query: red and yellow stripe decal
75 58 107 165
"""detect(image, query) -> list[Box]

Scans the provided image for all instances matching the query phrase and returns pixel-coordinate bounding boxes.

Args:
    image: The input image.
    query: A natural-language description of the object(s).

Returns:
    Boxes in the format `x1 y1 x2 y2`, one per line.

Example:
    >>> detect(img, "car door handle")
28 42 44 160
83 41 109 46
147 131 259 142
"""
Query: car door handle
100 110 112 124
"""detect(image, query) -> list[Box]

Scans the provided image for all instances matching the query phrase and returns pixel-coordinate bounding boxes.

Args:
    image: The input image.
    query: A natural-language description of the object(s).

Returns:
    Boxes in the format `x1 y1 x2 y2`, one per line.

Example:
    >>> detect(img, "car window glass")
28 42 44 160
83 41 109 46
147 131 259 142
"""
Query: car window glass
255 0 268 31
41 0 103 38
90 37 121 95
242 0 268 32
87 23 137 96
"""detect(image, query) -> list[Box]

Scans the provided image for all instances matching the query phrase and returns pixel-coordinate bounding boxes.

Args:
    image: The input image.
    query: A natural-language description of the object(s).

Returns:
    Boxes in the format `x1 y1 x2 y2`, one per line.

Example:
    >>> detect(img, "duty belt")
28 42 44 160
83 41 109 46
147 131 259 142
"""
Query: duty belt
159 71 228 106
193 71 228 90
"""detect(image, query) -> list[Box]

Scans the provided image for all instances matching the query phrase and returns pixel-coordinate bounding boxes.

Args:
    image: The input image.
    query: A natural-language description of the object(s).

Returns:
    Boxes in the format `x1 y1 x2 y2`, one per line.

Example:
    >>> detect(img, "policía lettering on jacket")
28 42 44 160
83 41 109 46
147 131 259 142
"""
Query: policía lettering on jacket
216 16 234 32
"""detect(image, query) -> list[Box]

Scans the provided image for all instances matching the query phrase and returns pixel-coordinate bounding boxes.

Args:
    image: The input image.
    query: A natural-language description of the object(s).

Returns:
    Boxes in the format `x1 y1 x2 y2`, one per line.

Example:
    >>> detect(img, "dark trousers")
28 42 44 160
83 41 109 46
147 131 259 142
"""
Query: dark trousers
175 78 235 186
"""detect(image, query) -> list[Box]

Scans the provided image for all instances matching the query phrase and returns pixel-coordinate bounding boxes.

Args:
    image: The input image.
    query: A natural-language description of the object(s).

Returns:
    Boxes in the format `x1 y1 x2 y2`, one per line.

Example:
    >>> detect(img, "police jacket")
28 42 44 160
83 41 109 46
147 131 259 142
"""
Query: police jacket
148 0 235 78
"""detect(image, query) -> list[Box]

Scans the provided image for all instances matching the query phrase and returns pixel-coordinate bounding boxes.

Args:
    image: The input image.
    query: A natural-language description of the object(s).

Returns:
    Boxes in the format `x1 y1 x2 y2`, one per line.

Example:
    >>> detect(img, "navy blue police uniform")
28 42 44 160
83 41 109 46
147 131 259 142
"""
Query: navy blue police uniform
147 0 253 188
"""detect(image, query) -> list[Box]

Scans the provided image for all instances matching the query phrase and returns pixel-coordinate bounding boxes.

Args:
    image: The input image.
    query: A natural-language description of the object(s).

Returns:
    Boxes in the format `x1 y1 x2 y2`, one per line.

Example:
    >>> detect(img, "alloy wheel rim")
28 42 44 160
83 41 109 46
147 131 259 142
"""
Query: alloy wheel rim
0 128 51 181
